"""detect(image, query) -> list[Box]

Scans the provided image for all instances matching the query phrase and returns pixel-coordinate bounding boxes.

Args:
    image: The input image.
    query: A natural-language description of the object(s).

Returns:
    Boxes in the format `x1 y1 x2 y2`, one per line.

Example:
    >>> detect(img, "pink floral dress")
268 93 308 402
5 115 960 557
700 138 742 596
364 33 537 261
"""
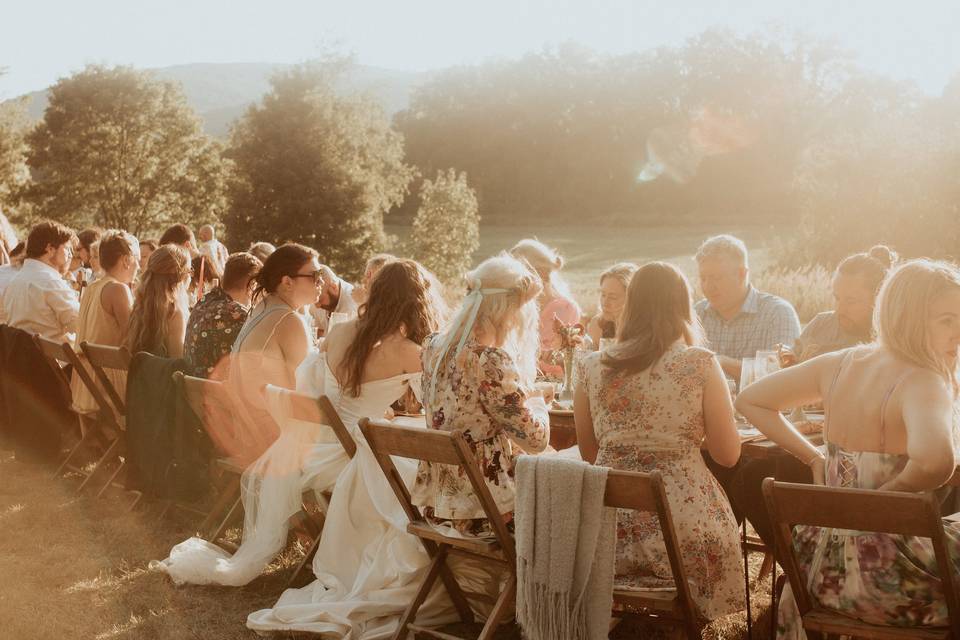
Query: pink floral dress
578 341 745 621
412 335 550 536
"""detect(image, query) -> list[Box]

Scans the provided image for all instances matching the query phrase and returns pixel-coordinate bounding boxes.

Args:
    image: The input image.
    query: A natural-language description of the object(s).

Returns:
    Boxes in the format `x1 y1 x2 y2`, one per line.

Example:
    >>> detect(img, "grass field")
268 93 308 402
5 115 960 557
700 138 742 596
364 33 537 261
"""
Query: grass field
0 450 775 639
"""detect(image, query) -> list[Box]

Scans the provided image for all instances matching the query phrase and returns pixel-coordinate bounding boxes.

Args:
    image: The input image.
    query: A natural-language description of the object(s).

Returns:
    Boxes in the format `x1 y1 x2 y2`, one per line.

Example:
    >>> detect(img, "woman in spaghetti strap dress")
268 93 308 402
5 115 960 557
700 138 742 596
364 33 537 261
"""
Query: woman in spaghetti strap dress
224 244 321 463
737 259 960 638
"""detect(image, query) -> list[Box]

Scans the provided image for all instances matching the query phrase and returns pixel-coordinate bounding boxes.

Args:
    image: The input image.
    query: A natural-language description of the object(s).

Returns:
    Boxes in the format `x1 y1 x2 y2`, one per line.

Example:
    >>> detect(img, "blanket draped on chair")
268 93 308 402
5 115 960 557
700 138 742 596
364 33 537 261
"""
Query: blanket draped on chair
515 455 616 640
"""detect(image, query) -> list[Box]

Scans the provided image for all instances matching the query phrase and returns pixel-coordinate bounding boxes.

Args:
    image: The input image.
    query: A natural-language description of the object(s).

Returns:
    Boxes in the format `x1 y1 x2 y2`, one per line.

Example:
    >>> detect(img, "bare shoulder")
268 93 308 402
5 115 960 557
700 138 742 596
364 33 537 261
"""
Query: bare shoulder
100 280 132 306
384 334 423 372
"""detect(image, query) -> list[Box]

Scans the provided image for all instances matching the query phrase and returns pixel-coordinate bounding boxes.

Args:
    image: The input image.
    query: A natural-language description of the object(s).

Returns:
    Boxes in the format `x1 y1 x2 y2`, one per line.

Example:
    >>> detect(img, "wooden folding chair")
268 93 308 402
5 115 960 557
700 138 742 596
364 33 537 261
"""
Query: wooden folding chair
265 384 357 589
33 336 119 492
762 479 960 640
78 342 135 500
173 371 246 543
359 418 514 640
605 469 701 640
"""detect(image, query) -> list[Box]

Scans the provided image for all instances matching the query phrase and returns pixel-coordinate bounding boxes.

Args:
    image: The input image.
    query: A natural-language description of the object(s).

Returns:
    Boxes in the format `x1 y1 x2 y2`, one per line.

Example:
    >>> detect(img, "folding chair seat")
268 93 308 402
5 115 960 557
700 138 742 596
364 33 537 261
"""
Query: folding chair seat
78 342 136 501
762 478 960 640
604 469 700 640
359 417 515 640
33 336 126 496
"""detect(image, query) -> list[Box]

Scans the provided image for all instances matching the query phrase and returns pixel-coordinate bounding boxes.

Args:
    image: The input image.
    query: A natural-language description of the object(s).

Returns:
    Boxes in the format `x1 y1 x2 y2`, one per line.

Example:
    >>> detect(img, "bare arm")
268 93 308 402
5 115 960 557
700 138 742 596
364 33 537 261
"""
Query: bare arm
879 372 957 492
101 281 133 334
276 313 310 386
702 355 740 467
717 354 742 381
735 351 843 482
166 307 187 358
574 379 598 463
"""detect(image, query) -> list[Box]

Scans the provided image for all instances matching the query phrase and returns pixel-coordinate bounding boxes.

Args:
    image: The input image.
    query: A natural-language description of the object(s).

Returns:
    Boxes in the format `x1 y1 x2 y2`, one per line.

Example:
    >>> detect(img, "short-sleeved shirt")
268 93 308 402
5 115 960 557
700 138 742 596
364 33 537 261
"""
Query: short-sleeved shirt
184 287 248 378
694 286 801 359
794 311 871 360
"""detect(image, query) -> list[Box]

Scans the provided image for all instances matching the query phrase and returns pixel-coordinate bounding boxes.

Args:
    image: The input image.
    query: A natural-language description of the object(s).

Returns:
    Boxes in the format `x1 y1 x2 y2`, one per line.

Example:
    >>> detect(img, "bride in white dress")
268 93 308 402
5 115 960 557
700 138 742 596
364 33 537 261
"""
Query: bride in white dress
153 261 452 626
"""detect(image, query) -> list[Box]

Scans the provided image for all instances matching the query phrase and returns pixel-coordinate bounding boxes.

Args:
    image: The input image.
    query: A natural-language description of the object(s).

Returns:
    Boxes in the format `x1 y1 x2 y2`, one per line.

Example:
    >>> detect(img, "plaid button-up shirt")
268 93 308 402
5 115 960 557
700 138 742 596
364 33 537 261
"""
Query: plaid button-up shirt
695 286 801 360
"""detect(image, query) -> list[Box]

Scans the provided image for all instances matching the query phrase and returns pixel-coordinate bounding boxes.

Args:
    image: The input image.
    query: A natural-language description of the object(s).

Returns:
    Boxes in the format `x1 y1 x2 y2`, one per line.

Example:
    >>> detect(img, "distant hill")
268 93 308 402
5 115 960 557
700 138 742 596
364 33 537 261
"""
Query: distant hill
10 62 432 138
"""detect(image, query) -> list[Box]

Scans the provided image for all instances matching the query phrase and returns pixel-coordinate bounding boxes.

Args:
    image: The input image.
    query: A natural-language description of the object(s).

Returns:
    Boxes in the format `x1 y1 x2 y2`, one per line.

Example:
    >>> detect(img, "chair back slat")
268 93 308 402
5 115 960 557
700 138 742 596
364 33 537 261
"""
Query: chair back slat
79 342 131 416
33 335 112 419
360 419 463 466
603 470 660 511
763 478 960 637
264 385 356 459
765 481 942 537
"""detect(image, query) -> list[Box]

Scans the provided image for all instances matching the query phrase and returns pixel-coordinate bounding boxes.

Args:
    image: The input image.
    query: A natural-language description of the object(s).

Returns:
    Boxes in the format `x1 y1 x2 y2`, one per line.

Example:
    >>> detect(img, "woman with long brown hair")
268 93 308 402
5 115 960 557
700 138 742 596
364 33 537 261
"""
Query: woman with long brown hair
574 261 744 625
125 244 191 357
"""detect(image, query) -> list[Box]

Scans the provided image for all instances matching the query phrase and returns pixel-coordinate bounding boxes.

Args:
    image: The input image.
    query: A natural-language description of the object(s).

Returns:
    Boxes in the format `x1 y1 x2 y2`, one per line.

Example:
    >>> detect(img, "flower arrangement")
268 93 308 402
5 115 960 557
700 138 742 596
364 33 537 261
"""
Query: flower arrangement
549 315 585 401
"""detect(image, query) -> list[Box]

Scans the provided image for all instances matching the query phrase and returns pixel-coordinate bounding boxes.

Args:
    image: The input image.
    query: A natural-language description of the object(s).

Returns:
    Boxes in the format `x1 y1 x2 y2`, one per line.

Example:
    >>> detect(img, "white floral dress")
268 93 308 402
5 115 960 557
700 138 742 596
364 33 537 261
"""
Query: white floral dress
412 335 550 535
578 341 745 621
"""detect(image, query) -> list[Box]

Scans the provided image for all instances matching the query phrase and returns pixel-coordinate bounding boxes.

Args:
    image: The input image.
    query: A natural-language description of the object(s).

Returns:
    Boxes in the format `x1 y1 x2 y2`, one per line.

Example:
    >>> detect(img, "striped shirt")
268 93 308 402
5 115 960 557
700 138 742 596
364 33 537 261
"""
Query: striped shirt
695 286 801 360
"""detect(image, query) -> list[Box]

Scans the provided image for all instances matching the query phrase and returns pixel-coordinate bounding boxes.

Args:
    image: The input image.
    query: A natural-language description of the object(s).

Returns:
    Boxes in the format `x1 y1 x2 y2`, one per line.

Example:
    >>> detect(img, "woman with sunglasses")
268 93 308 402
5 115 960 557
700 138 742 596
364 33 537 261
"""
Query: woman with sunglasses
224 243 322 462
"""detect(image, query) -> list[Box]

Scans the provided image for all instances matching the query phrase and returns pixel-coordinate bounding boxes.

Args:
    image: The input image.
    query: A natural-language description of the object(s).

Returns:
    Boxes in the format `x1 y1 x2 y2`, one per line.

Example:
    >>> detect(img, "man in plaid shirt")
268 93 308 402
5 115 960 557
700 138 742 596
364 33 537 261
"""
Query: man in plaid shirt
694 235 800 381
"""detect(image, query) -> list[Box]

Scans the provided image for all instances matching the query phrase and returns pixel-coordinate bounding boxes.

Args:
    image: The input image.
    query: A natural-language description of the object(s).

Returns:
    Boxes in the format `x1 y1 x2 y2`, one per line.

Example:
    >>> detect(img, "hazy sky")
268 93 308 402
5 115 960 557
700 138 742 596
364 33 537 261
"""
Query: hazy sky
2 0 958 98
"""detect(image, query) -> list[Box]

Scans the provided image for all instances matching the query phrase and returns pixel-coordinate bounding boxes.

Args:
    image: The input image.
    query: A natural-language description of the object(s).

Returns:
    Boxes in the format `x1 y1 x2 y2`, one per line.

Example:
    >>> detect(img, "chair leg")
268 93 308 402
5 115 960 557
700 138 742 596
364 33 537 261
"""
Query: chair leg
95 457 126 499
198 479 240 539
54 428 93 478
476 574 515 640
286 531 323 589
210 496 242 544
392 546 449 640
77 437 119 494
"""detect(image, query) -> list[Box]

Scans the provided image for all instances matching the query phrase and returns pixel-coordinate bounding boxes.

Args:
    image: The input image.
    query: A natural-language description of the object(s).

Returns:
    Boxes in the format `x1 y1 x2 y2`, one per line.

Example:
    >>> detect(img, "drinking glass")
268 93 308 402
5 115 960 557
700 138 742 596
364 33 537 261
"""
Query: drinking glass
739 357 756 392
755 350 781 380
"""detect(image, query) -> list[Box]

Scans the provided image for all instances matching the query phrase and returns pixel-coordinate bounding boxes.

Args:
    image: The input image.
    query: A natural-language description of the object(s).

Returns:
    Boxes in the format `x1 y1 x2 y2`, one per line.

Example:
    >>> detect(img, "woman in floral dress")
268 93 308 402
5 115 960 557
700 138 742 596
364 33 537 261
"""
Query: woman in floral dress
574 261 745 622
737 259 960 638
413 253 552 536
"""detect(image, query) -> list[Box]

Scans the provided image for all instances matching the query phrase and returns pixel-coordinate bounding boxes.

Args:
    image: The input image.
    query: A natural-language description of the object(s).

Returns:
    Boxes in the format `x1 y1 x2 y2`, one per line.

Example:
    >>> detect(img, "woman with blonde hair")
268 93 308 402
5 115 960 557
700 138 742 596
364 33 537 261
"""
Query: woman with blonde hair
125 244 191 357
413 253 551 536
510 239 581 375
575 261 744 623
737 259 960 638
70 230 140 412
586 262 638 349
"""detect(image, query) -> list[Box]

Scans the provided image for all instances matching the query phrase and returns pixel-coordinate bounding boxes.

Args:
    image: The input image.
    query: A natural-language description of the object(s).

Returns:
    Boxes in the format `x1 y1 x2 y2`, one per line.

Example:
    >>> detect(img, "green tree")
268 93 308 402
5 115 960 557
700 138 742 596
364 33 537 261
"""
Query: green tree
225 60 414 277
0 89 29 214
21 64 229 234
410 169 480 282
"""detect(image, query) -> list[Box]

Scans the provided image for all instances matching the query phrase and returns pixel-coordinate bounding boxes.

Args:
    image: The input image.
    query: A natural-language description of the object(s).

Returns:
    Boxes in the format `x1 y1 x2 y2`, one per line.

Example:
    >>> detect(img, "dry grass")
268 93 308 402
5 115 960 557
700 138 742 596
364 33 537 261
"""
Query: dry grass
1 446 777 639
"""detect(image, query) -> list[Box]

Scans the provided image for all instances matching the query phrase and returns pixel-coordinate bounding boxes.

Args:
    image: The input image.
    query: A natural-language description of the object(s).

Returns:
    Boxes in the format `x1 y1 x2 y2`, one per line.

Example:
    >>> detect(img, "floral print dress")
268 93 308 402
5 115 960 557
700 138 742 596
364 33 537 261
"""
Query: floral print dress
578 341 745 621
777 444 960 638
411 334 550 536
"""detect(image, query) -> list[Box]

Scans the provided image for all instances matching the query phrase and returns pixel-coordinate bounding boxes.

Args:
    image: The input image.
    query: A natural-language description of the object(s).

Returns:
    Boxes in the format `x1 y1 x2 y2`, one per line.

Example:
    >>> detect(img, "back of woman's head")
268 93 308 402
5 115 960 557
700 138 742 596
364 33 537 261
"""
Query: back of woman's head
600 262 638 289
98 230 138 271
125 244 191 354
252 243 316 301
191 254 222 287
875 259 960 391
602 261 703 375
510 238 573 300
340 259 448 396
837 245 898 295
430 254 542 393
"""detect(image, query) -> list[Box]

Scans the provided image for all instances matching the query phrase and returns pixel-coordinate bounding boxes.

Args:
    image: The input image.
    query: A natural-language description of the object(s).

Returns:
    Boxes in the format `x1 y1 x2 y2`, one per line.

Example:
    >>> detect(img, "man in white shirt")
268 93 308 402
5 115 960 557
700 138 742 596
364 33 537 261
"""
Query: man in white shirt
308 264 357 336
198 224 229 275
0 241 25 325
3 220 80 343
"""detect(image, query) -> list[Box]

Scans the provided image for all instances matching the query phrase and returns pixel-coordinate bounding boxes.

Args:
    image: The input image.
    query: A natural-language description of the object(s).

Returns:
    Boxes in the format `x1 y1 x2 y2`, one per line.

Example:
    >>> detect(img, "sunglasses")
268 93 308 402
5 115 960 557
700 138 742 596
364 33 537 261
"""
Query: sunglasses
291 269 324 284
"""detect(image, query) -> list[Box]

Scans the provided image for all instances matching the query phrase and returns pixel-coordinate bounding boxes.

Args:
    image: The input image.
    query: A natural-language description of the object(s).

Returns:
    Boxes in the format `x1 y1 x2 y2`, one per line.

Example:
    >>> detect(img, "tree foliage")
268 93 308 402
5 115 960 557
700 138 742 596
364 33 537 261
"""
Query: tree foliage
21 65 229 234
0 92 29 215
410 169 480 282
224 60 414 278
